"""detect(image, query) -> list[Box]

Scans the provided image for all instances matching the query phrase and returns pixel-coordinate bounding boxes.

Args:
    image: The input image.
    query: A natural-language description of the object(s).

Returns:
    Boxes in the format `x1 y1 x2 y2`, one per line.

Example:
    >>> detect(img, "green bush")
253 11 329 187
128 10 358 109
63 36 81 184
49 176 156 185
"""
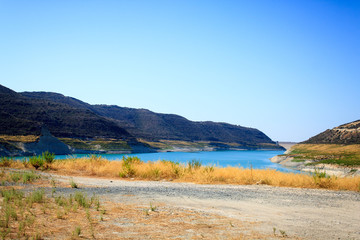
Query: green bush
188 159 202 170
120 156 142 177
29 156 44 170
122 156 142 165
42 151 55 164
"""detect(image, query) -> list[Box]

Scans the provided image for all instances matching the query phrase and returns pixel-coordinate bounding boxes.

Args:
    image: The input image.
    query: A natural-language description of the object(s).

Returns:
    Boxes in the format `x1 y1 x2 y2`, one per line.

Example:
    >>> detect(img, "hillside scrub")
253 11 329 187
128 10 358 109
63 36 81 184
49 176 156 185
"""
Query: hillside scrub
286 144 360 166
2 155 359 191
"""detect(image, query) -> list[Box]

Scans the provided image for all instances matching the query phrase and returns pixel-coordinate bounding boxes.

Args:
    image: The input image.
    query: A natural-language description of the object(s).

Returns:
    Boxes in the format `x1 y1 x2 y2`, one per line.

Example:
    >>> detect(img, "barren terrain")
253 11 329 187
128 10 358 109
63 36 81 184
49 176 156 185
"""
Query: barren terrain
47 173 360 240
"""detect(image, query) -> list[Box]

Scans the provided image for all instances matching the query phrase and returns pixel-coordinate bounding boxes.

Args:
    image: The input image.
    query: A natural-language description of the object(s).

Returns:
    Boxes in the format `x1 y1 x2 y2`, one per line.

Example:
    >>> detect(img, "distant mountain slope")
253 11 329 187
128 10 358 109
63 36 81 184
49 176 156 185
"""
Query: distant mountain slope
303 120 360 144
0 85 131 139
91 105 273 145
0 84 283 155
271 120 360 173
22 91 277 147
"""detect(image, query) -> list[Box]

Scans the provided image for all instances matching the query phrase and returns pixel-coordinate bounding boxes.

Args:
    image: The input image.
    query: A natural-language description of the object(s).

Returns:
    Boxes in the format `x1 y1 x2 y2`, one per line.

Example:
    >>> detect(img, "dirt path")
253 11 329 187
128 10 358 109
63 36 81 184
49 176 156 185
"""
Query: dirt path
50 174 360 240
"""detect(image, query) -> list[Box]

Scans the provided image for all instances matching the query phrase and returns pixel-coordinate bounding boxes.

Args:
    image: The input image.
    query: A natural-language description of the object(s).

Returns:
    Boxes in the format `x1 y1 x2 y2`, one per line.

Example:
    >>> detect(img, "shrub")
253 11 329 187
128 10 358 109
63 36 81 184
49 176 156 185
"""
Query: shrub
0 157 13 167
29 156 44 170
120 156 142 177
188 159 202 170
312 169 328 179
122 156 142 165
74 192 90 208
42 151 55 164
70 179 78 188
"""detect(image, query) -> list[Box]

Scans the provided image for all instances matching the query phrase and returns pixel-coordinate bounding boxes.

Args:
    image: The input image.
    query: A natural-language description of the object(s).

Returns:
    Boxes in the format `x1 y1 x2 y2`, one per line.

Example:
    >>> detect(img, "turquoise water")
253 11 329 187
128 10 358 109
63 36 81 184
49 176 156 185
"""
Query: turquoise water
54 150 296 173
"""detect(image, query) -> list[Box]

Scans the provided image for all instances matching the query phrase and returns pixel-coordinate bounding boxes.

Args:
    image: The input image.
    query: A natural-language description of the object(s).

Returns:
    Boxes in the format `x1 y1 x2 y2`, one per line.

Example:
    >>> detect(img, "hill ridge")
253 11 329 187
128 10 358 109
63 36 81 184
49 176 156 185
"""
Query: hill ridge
0 84 284 155
303 120 360 145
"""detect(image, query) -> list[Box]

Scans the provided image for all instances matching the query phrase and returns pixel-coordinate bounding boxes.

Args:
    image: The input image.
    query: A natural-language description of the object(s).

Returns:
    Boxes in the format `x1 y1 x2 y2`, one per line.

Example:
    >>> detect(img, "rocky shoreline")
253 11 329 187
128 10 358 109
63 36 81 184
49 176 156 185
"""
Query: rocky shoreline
270 155 360 177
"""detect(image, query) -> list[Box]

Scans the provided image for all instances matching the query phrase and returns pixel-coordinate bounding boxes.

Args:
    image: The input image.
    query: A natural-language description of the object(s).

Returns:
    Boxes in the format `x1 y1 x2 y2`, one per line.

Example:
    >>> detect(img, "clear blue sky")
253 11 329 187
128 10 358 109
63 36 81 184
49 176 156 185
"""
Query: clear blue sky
0 0 359 142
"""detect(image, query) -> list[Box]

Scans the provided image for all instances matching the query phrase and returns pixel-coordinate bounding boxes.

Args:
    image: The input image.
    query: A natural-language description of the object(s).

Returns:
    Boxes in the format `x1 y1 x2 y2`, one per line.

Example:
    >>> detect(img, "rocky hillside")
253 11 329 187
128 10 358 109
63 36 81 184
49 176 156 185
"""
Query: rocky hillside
0 85 131 139
0 84 283 155
271 120 360 175
303 120 360 144
21 90 279 147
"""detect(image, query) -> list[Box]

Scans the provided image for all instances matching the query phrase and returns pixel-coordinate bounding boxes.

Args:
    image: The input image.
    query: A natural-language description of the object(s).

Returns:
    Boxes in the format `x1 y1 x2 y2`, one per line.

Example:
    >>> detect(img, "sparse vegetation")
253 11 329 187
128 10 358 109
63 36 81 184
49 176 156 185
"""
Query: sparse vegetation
287 144 360 167
42 151 55 164
73 226 81 237
7 171 41 184
149 202 157 212
279 229 288 238
29 156 44 170
70 179 78 188
0 170 105 239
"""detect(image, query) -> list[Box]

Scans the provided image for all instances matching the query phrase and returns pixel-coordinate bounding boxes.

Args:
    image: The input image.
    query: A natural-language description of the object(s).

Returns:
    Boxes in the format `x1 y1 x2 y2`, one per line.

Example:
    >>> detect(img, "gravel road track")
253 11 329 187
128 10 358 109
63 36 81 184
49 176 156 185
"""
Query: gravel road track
47 173 360 240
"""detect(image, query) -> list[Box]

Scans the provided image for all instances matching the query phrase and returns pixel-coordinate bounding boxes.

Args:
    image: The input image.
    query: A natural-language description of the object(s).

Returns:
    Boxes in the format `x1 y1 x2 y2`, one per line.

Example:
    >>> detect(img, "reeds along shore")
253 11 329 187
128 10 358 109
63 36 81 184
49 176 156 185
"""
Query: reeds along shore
1 156 360 191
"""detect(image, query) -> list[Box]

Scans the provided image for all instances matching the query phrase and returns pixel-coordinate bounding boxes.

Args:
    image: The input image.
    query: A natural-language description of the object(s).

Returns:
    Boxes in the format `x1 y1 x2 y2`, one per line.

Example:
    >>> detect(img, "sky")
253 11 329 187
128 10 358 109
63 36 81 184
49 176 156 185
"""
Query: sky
0 0 359 142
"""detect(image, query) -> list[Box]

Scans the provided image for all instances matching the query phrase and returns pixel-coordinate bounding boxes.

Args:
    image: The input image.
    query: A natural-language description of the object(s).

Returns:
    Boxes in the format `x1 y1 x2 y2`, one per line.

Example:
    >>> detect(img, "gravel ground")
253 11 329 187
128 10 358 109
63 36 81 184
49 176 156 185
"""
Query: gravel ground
45 173 360 240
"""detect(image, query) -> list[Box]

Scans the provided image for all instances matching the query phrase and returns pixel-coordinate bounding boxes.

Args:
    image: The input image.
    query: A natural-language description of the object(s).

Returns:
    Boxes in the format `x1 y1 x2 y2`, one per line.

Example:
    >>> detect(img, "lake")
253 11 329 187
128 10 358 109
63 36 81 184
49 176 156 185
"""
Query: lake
54 150 297 173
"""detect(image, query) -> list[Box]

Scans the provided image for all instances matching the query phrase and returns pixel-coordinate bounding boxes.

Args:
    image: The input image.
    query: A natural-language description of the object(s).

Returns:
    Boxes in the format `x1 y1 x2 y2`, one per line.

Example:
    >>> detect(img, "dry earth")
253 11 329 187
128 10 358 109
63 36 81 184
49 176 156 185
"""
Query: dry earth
45 173 360 240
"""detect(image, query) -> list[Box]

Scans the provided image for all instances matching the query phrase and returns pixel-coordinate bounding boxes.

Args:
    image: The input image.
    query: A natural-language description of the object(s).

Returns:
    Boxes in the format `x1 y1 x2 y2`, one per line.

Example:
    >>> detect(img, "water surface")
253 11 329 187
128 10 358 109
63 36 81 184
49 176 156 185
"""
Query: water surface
54 150 296 173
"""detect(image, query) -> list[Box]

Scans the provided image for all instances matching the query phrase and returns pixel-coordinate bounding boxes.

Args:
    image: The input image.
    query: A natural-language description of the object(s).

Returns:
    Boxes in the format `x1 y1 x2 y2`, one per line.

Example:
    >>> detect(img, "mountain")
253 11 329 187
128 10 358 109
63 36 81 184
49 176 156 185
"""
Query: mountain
0 85 131 139
0 84 283 155
22 91 277 147
303 120 360 144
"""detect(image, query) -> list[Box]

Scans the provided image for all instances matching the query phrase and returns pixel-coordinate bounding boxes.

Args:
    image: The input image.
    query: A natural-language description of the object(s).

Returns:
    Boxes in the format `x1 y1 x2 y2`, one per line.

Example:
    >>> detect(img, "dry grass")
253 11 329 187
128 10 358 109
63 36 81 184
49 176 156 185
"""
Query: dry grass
0 135 39 143
2 155 360 191
289 144 360 154
0 169 294 239
41 156 360 191
0 170 102 239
